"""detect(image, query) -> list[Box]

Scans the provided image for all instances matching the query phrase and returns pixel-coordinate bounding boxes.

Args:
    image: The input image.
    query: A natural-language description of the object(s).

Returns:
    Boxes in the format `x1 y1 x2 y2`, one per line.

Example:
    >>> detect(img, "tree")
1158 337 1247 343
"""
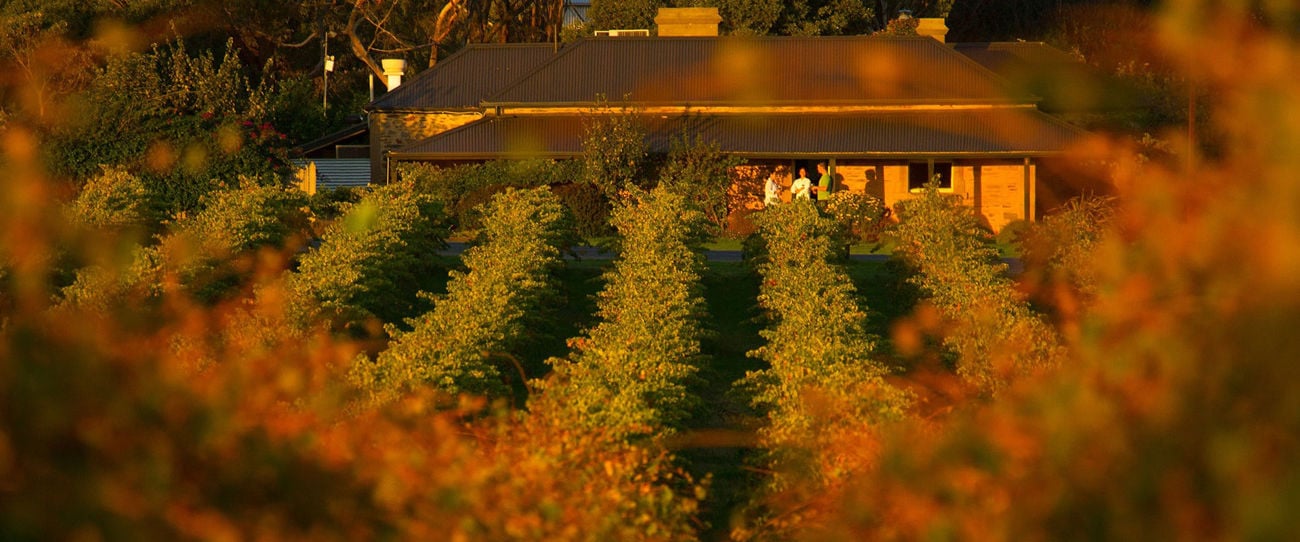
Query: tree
588 0 663 31
871 0 954 29
657 132 744 232
702 0 782 35
44 38 294 216
776 0 875 36
581 104 651 201
0 8 97 125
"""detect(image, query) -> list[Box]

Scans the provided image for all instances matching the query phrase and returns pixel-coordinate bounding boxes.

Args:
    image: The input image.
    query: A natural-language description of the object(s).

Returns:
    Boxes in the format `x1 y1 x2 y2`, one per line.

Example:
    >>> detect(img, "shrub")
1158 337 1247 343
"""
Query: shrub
823 190 888 243
286 181 447 330
354 187 574 403
532 187 710 439
44 38 293 216
402 159 585 231
59 181 311 309
807 12 1300 534
1017 194 1116 302
892 184 1062 395
460 404 705 541
735 200 911 538
4 155 701 540
306 185 364 223
582 105 651 201
69 166 153 232
550 181 612 238
658 133 745 232
5 250 699 541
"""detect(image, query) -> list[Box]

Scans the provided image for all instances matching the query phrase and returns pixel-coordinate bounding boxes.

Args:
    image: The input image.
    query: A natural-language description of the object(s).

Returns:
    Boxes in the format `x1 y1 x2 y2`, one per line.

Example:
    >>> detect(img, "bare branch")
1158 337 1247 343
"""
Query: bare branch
278 31 319 49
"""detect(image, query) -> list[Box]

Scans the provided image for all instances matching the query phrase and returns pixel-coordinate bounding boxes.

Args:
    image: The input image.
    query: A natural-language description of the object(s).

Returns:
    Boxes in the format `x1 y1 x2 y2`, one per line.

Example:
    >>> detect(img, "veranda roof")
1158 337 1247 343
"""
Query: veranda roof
388 107 1086 162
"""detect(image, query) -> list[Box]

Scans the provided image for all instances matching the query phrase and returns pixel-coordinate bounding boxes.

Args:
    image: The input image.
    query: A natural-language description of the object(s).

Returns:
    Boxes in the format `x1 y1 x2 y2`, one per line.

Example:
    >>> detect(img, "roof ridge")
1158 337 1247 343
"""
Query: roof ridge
461 42 560 49
368 44 563 110
913 36 1041 102
481 37 592 104
366 46 479 110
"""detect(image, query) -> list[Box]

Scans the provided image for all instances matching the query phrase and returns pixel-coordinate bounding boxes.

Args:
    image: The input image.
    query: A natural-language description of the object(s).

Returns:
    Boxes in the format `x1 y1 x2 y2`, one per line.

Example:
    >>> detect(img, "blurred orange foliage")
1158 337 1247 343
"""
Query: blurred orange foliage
5 1 1300 539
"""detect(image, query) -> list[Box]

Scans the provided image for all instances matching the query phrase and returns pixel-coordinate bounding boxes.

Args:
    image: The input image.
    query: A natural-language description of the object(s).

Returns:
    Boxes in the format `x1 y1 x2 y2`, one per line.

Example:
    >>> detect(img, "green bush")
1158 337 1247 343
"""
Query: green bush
550 181 612 238
306 186 364 223
658 133 745 232
742 200 910 484
734 200 911 538
43 38 292 217
892 184 1062 395
286 181 447 330
400 159 607 235
68 166 153 233
582 106 651 201
59 181 311 309
824 190 888 243
533 187 710 438
1017 195 1116 301
355 187 574 403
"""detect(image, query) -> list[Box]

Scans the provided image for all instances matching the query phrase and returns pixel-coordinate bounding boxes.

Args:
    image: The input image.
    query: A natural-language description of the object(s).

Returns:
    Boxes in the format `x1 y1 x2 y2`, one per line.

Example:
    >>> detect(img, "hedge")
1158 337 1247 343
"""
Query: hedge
354 187 574 403
532 187 710 439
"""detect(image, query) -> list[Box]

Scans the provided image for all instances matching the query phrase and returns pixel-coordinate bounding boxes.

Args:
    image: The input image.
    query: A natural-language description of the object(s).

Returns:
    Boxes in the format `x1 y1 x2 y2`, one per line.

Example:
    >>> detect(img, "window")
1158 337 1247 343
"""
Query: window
908 161 953 192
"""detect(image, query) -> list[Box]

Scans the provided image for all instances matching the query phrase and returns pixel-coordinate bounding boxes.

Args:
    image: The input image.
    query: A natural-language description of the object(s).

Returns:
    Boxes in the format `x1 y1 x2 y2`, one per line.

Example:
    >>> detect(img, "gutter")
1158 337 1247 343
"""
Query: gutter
479 97 1042 111
387 149 1071 162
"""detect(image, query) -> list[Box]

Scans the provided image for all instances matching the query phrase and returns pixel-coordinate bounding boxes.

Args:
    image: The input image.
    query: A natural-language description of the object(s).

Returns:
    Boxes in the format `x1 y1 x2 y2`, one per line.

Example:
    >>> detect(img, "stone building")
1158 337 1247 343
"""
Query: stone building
364 9 1086 231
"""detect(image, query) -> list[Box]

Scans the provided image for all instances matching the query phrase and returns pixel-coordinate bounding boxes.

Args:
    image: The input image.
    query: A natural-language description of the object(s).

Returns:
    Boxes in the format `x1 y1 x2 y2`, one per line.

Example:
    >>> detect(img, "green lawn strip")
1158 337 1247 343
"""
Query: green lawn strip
702 238 745 252
681 261 767 540
512 259 608 389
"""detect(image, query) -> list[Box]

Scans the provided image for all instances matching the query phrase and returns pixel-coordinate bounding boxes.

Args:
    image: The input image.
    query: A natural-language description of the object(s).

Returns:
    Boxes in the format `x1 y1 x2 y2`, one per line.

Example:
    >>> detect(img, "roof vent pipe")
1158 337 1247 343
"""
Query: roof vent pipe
381 58 406 89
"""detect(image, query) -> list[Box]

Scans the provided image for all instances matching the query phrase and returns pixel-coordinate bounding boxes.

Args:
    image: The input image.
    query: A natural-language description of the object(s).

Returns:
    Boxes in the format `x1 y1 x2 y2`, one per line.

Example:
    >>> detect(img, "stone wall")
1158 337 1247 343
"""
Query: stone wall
369 111 483 183
826 159 1036 232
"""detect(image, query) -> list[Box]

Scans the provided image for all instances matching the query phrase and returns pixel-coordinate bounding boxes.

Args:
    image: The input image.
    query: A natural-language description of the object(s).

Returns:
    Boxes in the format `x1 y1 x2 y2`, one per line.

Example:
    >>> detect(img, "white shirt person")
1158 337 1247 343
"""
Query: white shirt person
764 172 782 207
790 167 812 200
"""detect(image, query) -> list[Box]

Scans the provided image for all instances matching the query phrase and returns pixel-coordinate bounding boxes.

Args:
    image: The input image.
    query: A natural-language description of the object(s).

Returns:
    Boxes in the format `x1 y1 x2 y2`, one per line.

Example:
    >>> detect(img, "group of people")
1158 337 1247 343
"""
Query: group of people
764 162 833 207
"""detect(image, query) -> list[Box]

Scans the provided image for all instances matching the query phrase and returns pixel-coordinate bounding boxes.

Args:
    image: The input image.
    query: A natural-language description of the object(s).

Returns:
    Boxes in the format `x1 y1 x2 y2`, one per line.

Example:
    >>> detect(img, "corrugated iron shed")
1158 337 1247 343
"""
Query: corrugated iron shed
368 44 559 111
293 158 371 190
485 36 1030 106
390 108 1084 161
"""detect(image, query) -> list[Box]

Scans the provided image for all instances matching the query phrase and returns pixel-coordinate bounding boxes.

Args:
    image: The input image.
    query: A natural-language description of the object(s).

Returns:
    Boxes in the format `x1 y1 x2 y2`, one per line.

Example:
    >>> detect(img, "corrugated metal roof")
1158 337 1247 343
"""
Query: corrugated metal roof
954 42 1117 113
367 44 559 110
952 42 1081 77
485 36 1027 106
390 108 1085 161
293 122 368 157
294 159 371 190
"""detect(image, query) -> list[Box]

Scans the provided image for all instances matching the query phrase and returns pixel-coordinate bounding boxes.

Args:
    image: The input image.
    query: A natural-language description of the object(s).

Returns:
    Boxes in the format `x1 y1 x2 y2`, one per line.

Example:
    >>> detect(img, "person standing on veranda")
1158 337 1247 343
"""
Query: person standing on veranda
813 162 833 203
791 167 812 201
763 170 783 207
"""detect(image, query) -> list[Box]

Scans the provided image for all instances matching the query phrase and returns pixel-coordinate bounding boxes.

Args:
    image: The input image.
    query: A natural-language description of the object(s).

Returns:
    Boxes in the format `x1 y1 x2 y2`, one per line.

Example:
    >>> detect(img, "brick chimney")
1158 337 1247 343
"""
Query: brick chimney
655 7 721 37
916 18 949 43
